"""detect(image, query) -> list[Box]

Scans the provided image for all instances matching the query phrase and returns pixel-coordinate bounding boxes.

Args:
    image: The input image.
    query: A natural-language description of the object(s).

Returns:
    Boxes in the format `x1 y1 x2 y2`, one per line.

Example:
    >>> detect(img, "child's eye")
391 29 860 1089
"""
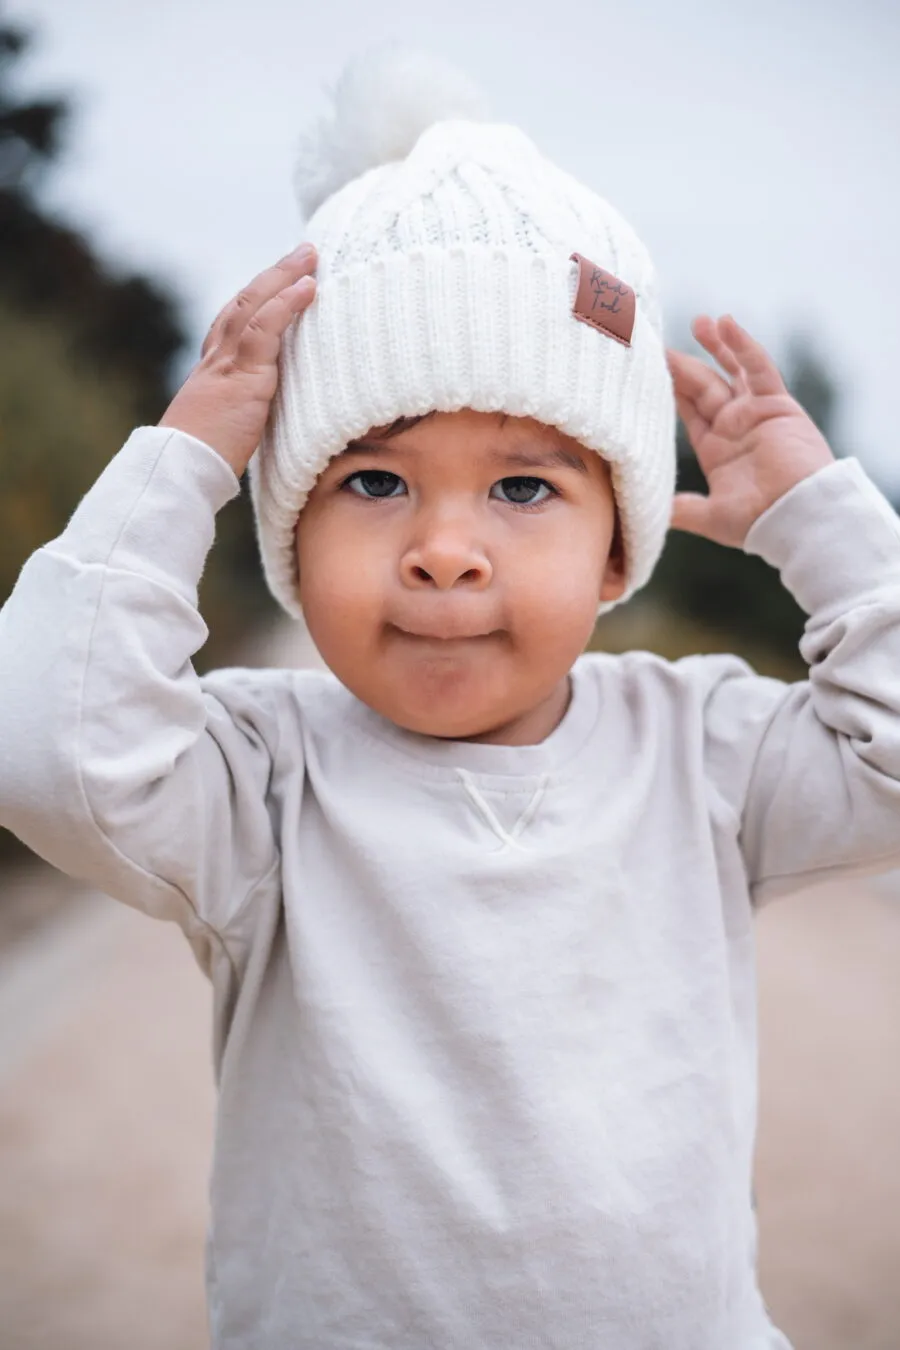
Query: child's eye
489 476 557 508
343 470 406 499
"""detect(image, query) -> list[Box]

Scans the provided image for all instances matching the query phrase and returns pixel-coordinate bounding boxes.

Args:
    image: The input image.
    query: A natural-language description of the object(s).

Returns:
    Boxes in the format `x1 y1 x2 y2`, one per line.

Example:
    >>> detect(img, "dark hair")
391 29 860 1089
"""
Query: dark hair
359 410 514 443
361 411 439 441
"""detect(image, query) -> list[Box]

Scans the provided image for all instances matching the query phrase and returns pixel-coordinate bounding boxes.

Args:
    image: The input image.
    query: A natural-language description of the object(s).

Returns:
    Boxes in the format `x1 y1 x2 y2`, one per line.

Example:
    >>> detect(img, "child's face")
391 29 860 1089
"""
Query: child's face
295 409 625 744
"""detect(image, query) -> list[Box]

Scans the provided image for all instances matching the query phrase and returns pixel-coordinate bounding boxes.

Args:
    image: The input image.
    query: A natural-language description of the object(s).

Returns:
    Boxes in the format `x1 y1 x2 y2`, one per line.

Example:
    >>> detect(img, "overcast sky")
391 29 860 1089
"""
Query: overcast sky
9 0 900 489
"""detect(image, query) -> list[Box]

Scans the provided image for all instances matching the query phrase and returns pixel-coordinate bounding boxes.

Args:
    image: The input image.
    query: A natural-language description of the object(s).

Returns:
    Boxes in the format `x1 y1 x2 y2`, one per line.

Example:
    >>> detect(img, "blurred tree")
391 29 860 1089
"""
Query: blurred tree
0 22 185 425
783 331 838 446
0 21 64 187
0 16 276 638
0 16 275 869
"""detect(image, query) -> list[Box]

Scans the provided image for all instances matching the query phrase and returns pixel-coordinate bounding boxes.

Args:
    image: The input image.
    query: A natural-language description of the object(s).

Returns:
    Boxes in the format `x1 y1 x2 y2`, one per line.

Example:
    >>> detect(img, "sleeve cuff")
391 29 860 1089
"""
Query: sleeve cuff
743 457 900 615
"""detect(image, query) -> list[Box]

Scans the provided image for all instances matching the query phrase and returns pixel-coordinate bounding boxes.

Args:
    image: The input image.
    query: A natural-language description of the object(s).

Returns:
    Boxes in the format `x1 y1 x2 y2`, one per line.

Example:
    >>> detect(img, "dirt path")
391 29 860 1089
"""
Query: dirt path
0 896 214 1350
1 621 899 1349
754 878 900 1346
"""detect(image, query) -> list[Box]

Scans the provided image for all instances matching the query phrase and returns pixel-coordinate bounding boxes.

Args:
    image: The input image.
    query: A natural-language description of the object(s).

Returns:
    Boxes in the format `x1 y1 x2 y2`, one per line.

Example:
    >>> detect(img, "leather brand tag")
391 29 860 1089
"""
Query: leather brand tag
570 251 635 347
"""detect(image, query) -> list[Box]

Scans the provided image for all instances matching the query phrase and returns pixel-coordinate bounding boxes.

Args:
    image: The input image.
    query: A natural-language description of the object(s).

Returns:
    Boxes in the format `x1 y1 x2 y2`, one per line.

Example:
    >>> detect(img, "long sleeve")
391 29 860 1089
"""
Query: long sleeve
0 426 285 966
696 456 900 906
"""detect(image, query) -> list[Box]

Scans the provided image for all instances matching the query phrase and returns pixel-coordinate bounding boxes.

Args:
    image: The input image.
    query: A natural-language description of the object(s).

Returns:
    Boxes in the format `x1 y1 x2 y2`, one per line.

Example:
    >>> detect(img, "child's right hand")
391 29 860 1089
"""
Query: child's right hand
158 244 318 478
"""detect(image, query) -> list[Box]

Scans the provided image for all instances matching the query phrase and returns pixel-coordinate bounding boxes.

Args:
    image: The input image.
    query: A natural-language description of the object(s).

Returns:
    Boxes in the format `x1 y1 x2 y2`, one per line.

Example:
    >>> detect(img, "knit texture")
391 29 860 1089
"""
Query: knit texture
248 55 677 620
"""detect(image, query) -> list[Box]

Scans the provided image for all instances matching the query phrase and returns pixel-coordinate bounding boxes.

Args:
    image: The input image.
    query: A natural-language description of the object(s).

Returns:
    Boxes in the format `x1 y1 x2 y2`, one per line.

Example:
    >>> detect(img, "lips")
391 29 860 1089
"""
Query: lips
390 621 498 641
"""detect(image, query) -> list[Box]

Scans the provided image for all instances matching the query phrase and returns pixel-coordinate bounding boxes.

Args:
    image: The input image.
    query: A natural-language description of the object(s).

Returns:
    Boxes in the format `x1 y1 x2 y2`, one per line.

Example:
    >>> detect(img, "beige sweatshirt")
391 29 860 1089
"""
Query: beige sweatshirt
2 425 900 1350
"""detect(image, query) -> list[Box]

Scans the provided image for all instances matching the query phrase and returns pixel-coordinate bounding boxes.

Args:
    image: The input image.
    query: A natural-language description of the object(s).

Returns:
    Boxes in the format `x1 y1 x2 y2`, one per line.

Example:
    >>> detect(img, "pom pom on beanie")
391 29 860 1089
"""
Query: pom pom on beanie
293 43 492 220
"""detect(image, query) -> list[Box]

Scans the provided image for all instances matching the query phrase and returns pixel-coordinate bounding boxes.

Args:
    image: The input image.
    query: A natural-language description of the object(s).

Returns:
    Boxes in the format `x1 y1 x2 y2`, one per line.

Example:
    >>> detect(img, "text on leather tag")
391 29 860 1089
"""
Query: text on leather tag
570 251 635 347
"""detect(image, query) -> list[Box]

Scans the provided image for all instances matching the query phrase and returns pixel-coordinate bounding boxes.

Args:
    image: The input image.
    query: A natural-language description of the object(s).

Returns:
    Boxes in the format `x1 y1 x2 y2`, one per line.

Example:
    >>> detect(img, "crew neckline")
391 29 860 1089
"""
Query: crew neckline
331 656 600 779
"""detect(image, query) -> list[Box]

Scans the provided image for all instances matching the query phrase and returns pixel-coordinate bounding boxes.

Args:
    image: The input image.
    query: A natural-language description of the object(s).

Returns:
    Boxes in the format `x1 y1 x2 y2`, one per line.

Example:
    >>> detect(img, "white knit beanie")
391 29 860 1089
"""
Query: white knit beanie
247 43 676 620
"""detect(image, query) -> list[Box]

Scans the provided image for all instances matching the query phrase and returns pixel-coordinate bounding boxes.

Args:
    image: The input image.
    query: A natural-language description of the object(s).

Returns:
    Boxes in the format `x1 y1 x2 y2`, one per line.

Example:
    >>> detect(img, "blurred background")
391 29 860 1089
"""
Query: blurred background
0 0 898 1346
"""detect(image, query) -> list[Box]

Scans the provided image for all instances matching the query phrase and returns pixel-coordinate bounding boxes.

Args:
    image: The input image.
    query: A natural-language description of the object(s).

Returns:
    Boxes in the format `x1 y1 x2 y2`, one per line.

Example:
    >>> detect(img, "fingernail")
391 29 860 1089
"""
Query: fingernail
279 243 314 264
291 275 315 293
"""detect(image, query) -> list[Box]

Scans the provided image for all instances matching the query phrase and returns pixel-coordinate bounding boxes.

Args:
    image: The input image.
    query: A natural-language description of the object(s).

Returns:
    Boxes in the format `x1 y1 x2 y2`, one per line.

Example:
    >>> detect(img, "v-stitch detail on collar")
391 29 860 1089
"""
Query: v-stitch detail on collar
455 768 549 852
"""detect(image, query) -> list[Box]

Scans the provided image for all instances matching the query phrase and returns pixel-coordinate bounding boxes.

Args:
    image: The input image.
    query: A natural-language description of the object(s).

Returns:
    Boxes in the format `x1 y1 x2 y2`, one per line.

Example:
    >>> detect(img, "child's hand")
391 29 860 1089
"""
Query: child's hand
158 244 318 478
666 315 835 548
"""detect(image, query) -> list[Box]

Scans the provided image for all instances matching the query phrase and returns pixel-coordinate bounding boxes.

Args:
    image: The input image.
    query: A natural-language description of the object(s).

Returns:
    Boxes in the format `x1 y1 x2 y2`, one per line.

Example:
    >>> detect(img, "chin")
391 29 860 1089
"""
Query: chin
371 682 492 738
365 667 517 741
387 703 497 740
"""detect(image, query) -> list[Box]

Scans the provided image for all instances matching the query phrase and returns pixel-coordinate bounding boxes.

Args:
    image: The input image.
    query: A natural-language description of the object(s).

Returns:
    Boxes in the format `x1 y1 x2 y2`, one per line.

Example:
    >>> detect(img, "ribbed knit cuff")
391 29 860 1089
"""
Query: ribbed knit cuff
250 245 675 622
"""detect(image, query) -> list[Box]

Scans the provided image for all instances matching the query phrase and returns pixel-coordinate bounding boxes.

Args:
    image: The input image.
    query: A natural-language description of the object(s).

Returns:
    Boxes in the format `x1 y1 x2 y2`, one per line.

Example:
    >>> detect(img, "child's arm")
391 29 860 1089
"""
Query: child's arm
668 317 900 904
0 245 318 957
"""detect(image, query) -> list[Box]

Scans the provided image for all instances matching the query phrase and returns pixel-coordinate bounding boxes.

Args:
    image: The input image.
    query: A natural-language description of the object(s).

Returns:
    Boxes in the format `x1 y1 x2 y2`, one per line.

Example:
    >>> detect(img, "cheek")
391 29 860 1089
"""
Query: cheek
296 512 387 641
508 512 611 633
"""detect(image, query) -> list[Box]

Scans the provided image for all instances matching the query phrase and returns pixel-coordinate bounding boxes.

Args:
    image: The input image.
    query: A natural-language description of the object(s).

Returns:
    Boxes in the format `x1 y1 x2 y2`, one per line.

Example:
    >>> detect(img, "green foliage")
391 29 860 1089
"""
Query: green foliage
0 299 140 585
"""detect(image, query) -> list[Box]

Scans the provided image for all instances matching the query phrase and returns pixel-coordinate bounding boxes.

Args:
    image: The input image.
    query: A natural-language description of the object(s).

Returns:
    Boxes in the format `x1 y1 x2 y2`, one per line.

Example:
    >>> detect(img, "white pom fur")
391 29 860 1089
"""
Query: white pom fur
293 42 491 220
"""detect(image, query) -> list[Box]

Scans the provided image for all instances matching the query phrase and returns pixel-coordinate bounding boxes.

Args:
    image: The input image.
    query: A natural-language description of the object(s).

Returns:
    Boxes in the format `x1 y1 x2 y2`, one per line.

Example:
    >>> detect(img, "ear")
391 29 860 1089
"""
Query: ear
599 513 627 604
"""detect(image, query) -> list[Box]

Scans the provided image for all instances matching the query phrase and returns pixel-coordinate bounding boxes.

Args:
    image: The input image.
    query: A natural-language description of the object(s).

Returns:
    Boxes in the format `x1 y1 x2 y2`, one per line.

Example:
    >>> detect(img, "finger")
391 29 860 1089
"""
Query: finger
718 314 787 397
204 244 317 356
232 275 317 369
673 389 711 449
668 349 731 426
670 491 714 538
691 315 745 391
669 345 734 413
218 246 317 350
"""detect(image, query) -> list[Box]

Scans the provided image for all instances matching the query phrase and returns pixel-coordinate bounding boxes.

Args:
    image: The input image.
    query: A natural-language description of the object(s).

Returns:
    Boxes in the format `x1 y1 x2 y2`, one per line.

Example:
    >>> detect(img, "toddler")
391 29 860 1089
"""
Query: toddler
3 44 900 1350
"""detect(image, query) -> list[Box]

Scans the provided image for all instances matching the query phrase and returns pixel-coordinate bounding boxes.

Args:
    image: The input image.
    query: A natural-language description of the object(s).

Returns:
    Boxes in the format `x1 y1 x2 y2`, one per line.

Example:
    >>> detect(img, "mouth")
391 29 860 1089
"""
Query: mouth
390 623 499 642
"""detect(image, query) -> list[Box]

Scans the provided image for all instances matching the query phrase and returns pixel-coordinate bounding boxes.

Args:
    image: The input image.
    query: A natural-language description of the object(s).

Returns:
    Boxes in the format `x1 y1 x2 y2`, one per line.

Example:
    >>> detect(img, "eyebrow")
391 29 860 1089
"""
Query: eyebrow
340 440 589 475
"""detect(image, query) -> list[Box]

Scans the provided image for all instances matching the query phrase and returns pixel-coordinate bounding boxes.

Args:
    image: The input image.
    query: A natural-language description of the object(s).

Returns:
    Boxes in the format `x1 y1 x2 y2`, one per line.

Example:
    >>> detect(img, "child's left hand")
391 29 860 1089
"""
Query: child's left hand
666 315 835 548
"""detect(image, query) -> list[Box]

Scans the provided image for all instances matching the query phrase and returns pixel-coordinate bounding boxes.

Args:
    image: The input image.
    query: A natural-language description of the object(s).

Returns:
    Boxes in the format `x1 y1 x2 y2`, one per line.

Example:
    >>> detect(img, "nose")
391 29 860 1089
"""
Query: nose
400 516 493 591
